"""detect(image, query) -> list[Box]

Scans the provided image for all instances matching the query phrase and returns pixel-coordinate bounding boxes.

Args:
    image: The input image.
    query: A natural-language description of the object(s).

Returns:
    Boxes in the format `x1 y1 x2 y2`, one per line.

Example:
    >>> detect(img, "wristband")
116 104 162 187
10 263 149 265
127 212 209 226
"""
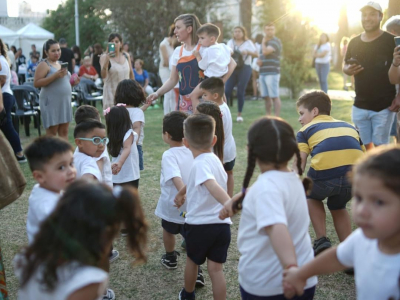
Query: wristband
285 264 298 270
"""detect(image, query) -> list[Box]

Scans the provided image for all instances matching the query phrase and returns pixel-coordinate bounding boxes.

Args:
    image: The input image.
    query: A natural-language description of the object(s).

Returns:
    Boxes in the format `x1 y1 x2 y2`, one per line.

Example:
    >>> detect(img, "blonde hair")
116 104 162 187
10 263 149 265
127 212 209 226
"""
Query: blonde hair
174 14 202 46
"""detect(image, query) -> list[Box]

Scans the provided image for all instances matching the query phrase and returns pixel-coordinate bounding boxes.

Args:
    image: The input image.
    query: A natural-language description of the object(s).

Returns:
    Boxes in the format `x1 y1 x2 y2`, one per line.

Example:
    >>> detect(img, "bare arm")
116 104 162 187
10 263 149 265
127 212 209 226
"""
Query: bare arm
71 58 76 74
313 50 329 58
342 63 364 76
221 58 236 83
67 283 103 300
143 78 149 90
0 75 5 87
34 62 67 88
265 224 297 268
100 54 110 79
389 46 400 84
160 44 170 67
112 133 133 174
174 185 187 208
172 177 185 191
292 151 308 174
203 179 230 205
147 65 179 101
126 53 135 80
81 173 97 181
262 39 275 56
132 121 141 144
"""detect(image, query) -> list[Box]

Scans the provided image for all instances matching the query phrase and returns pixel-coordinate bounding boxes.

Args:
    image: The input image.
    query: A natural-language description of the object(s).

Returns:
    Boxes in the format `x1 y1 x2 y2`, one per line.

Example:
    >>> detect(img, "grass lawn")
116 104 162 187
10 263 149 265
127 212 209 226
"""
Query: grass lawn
0 97 356 300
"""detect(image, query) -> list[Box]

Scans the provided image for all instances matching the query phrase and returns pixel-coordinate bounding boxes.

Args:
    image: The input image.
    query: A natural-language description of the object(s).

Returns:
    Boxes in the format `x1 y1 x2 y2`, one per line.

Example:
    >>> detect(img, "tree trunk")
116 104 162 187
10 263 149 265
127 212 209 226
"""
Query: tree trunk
388 0 400 18
334 4 349 71
240 0 252 35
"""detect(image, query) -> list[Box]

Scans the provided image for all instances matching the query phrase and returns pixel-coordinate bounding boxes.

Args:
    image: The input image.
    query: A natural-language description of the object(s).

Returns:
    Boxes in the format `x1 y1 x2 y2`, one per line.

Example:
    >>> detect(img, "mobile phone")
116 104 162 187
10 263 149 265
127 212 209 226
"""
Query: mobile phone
346 58 360 65
61 62 68 69
108 43 116 57
395 37 400 47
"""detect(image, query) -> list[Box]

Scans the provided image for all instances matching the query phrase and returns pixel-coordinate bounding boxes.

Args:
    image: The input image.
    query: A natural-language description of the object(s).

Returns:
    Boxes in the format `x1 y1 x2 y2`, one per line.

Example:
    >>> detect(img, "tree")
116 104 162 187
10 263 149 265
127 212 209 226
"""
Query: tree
388 0 400 18
42 0 109 51
335 4 349 71
240 0 253 35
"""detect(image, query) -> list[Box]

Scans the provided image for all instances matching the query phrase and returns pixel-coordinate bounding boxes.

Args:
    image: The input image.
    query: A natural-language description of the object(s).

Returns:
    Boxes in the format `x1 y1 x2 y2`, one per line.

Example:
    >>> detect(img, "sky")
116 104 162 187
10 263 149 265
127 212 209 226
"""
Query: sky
7 0 64 16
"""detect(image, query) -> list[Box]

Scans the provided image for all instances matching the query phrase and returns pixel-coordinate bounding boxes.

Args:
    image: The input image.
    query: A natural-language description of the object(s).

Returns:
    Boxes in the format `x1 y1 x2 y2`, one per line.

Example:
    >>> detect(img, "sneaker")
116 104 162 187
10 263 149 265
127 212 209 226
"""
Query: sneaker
236 116 244 123
120 229 128 237
15 154 27 163
181 239 186 249
313 237 332 256
103 288 115 300
109 249 119 263
161 251 180 270
344 267 354 276
195 267 205 287
179 288 195 300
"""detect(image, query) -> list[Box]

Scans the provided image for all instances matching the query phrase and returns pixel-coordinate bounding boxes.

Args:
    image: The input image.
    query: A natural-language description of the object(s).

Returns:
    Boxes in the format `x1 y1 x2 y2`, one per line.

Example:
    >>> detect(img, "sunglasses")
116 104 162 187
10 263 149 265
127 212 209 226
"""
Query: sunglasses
77 137 109 145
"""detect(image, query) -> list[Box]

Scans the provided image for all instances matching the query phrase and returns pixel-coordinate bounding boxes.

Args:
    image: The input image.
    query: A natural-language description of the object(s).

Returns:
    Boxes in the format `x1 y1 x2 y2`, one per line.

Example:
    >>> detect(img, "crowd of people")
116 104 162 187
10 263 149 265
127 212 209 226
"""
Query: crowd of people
0 2 400 300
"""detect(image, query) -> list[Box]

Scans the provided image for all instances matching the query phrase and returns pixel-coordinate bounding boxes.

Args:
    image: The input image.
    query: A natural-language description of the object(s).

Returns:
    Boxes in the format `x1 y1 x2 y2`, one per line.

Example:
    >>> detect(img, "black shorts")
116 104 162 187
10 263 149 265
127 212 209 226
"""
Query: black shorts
223 158 236 172
113 179 139 189
184 223 231 265
162 219 184 236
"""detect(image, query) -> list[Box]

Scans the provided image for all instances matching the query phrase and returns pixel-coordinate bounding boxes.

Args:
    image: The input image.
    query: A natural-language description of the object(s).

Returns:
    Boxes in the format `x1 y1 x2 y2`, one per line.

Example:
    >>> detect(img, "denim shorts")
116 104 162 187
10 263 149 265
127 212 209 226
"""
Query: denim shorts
308 176 352 210
137 144 144 171
259 74 280 98
351 106 395 145
240 285 315 300
390 114 397 137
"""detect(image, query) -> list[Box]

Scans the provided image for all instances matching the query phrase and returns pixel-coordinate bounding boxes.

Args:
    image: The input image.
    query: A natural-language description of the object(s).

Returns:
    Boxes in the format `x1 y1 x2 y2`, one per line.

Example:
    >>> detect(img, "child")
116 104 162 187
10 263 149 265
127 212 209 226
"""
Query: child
296 91 365 255
219 117 317 299
283 146 400 300
175 114 231 300
24 136 76 244
200 77 236 197
190 23 232 109
74 105 112 187
155 111 193 270
27 56 38 78
105 105 140 189
114 79 150 171
15 180 148 300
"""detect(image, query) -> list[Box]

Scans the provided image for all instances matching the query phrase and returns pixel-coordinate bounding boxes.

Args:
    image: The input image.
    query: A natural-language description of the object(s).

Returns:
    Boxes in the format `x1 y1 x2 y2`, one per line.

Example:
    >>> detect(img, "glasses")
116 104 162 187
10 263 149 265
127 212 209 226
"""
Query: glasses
77 137 109 145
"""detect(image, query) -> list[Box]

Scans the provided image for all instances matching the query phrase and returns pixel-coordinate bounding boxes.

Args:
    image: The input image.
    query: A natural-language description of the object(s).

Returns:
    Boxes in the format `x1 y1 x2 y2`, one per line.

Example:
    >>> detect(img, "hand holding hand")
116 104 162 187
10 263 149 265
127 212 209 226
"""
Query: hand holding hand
146 92 159 104
282 267 306 298
111 162 122 175
174 193 186 208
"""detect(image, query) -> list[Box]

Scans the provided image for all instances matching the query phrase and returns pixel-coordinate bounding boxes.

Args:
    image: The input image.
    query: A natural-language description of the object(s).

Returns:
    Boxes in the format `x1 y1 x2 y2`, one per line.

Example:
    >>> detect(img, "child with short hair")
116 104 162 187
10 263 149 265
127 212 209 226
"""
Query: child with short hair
114 79 150 171
27 56 38 78
155 111 193 270
15 180 147 300
24 136 76 244
296 91 365 255
219 117 317 299
283 146 400 300
175 114 231 300
200 77 236 197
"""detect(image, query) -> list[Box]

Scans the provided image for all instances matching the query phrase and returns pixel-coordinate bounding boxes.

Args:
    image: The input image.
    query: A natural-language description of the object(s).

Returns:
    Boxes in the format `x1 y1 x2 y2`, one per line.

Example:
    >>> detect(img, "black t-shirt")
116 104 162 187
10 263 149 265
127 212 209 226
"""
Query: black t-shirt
16 55 26 66
60 47 75 74
345 31 396 112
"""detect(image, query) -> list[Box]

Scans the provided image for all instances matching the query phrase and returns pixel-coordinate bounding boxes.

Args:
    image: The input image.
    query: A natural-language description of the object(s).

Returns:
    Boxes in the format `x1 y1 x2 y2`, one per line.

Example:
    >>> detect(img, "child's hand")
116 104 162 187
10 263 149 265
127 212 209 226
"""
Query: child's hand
111 162 122 175
193 50 201 60
282 267 306 297
174 193 186 208
146 93 159 104
219 199 234 219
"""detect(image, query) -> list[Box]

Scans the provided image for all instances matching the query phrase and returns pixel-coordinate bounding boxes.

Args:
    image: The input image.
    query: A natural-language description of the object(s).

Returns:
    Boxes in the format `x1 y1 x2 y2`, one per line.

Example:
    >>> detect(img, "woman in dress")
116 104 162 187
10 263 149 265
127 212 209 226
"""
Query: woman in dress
34 39 80 140
100 33 134 109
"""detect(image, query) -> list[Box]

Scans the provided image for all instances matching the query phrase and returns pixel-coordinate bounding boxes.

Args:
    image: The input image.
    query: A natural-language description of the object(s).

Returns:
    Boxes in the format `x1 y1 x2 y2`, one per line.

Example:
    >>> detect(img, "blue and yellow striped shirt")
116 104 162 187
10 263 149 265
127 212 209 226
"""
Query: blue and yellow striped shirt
297 115 366 180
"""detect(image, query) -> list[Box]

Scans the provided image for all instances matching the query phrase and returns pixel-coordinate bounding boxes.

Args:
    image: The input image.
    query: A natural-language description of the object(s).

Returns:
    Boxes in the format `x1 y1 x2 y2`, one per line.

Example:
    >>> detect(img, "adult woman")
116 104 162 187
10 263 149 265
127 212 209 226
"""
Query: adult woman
34 39 79 140
0 39 25 162
123 43 134 67
314 33 331 93
148 14 236 114
92 43 103 78
225 26 258 122
133 59 154 96
159 24 177 114
71 45 82 74
100 33 134 109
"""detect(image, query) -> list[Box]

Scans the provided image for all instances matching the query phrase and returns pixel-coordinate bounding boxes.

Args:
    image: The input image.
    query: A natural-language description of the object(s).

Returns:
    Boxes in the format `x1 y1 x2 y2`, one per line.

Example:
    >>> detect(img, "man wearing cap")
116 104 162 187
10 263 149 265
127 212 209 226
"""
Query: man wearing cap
59 38 75 74
343 2 396 149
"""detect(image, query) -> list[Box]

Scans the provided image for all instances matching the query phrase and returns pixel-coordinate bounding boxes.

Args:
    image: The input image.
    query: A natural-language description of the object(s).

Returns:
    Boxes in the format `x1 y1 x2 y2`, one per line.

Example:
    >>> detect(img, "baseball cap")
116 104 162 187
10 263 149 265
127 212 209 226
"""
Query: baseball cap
59 38 67 44
360 2 383 13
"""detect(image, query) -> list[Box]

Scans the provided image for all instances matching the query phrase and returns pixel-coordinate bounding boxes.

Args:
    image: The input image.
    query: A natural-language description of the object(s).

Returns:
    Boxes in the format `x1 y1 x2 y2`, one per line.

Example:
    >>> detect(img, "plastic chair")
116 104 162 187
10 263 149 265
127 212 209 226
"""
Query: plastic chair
75 79 103 108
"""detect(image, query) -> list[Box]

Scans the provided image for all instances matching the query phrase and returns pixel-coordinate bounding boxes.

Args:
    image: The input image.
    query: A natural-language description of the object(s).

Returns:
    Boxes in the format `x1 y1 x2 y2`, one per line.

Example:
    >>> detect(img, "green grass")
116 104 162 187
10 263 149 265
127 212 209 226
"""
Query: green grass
0 98 356 299
304 69 346 91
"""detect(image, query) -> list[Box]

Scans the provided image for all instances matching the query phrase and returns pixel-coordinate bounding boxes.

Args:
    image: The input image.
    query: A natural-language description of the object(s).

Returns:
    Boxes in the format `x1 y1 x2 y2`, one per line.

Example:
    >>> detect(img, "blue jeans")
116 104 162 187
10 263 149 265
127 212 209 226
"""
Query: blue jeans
225 65 252 113
1 92 22 154
240 285 315 300
137 144 144 171
315 63 330 93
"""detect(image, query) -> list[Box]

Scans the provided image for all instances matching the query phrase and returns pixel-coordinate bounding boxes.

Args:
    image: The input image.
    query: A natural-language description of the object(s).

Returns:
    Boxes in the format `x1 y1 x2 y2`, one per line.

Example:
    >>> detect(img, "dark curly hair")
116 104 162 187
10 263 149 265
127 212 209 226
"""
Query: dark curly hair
114 79 146 107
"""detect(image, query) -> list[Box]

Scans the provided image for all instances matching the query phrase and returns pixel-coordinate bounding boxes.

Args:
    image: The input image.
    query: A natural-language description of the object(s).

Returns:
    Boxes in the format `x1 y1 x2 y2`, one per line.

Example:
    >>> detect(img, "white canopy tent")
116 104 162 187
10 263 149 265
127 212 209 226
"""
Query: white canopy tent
0 25 19 49
16 23 54 60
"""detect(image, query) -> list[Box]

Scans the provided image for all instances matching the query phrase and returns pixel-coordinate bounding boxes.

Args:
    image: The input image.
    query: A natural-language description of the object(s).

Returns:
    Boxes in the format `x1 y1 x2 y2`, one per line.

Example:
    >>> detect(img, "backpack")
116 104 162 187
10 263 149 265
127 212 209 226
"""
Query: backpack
231 40 245 69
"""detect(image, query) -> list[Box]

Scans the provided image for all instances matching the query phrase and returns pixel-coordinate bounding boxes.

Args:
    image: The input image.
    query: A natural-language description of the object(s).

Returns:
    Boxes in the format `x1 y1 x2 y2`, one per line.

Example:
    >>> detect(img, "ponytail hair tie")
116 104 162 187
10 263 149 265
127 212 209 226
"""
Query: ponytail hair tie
241 187 247 194
116 103 126 107
103 107 111 116
113 185 123 198
220 113 223 119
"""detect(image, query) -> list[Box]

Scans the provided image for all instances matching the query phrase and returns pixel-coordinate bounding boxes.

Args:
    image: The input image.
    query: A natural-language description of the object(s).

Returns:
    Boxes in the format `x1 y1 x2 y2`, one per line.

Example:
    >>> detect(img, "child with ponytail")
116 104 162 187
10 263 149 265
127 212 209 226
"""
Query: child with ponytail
15 180 147 300
220 117 317 299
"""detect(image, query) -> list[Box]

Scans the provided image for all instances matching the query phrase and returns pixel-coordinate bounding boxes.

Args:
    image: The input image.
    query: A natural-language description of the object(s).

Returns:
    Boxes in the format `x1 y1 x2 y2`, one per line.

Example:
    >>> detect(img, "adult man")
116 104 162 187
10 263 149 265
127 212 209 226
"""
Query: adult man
257 23 282 116
343 2 396 148
59 38 75 74
29 44 40 61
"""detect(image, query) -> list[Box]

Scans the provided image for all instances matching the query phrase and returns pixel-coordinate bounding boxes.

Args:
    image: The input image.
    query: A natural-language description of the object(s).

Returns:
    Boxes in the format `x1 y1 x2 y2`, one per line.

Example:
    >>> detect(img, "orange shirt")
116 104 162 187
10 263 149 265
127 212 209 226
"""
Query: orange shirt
78 65 97 77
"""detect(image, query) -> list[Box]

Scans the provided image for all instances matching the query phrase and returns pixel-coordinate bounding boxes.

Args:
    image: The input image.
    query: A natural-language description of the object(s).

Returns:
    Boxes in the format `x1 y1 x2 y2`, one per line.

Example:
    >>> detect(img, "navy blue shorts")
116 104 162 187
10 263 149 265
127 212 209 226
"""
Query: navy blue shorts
184 223 231 265
308 176 352 210
137 144 144 171
162 219 184 236
240 285 315 300
223 158 236 172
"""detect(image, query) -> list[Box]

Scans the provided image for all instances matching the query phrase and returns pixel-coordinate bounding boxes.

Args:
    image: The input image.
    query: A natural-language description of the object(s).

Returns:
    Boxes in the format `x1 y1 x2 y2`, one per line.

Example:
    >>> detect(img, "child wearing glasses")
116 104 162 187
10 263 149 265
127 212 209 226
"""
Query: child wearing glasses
24 136 77 244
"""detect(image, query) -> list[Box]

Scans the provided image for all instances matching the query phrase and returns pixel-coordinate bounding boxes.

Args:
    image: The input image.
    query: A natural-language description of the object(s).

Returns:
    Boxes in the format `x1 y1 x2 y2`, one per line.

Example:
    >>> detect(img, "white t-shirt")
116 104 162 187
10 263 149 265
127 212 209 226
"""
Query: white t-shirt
219 102 236 163
185 152 231 225
96 148 113 187
15 259 108 300
198 43 232 78
237 171 317 296
155 146 194 224
127 107 145 145
159 37 174 78
111 129 140 184
227 39 256 65
337 228 400 300
74 149 102 181
0 55 13 94
26 184 61 244
315 42 331 64
170 44 206 67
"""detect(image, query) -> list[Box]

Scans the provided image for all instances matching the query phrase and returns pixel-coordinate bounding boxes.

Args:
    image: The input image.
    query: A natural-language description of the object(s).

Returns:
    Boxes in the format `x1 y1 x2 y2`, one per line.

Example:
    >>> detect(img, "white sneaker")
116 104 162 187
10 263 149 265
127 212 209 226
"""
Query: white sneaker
109 249 119 263
236 116 244 122
103 288 116 300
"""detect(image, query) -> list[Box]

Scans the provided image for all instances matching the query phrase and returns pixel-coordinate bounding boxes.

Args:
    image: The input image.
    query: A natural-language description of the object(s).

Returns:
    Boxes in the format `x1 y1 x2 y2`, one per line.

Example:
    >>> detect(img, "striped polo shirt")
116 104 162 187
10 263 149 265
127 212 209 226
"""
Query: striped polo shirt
297 115 366 180
259 36 282 75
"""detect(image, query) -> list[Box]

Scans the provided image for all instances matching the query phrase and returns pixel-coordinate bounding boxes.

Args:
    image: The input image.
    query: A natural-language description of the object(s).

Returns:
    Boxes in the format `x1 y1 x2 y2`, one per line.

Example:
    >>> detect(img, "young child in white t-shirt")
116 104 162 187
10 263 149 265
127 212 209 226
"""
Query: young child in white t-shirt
155 111 193 270
175 114 231 300
114 79 150 171
14 180 147 300
200 77 236 197
219 117 317 299
283 146 400 300
24 136 76 244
